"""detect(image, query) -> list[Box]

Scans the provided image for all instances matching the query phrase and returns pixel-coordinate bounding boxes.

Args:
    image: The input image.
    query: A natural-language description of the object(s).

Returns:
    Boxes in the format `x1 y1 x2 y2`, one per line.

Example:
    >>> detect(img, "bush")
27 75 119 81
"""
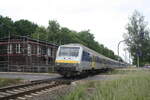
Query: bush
0 78 22 87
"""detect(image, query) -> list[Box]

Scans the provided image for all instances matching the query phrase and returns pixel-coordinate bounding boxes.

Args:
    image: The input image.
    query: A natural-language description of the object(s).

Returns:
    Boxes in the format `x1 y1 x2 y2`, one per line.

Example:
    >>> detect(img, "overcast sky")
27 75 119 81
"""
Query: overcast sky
0 0 150 62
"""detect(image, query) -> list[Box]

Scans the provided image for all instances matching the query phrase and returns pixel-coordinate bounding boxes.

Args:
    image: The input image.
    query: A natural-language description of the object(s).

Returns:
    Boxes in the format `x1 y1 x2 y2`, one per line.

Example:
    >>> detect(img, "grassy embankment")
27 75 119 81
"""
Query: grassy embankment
0 78 22 88
62 69 150 100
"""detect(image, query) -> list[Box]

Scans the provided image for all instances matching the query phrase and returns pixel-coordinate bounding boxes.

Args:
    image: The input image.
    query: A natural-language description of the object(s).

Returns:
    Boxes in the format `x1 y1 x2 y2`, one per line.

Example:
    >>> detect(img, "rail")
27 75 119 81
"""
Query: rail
0 79 72 100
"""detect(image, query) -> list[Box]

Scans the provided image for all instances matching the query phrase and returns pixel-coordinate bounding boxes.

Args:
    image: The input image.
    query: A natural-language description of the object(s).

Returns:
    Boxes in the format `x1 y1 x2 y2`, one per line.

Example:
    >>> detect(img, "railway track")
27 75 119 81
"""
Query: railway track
0 78 72 100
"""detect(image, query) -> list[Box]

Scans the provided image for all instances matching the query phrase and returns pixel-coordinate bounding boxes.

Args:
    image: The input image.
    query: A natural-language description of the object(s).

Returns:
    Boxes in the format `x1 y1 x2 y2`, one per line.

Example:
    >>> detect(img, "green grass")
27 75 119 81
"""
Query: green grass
62 70 150 100
0 78 22 88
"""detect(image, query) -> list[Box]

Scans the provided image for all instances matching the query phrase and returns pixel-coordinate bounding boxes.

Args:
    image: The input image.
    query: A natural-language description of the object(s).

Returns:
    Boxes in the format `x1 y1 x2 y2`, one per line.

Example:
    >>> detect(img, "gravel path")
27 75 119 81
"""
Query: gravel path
0 72 61 81
0 72 120 81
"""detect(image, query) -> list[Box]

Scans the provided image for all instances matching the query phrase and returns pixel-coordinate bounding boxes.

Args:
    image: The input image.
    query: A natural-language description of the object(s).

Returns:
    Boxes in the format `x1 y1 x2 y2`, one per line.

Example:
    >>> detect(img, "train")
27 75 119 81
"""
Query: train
55 44 128 77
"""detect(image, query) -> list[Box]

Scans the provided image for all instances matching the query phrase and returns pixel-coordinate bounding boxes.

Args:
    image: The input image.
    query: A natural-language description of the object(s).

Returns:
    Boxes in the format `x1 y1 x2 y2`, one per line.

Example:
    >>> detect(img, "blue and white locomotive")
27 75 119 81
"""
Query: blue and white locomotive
55 44 127 77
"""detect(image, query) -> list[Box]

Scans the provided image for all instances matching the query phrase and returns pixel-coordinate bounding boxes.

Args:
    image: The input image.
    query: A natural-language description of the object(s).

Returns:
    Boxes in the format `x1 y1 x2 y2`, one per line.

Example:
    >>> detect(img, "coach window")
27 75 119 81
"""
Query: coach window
16 44 21 53
102 59 105 64
109 61 111 64
97 57 100 63
7 44 12 54
99 58 102 63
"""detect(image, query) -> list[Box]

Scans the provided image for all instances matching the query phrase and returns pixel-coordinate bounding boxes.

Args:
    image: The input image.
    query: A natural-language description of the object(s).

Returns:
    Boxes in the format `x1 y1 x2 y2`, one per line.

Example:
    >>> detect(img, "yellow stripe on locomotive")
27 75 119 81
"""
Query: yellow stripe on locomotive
55 60 79 64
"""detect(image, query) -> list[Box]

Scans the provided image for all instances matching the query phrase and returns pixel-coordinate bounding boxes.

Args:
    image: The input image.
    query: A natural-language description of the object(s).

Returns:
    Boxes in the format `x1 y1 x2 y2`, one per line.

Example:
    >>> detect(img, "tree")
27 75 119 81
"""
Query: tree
14 19 38 36
31 26 47 41
47 20 61 43
78 30 95 48
0 15 15 38
59 27 83 45
125 10 150 66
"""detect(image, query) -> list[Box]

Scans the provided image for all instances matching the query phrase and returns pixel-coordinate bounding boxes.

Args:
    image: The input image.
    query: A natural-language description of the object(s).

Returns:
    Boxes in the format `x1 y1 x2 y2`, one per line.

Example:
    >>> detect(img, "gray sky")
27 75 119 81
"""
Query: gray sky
0 0 150 62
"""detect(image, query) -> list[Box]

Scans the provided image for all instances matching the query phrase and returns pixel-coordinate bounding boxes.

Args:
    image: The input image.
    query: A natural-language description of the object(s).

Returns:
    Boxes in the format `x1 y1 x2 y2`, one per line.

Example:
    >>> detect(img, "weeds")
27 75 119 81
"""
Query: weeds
0 78 22 87
62 70 150 100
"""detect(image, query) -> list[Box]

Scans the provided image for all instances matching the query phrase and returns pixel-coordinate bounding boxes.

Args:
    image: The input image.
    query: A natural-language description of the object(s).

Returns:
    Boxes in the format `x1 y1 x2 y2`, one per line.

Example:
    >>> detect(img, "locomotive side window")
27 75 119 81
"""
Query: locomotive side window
59 47 79 57
82 51 91 61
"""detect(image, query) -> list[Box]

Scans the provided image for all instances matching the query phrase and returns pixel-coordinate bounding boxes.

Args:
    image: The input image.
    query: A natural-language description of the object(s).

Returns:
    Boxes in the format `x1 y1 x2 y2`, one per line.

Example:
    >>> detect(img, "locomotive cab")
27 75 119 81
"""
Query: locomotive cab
55 45 82 77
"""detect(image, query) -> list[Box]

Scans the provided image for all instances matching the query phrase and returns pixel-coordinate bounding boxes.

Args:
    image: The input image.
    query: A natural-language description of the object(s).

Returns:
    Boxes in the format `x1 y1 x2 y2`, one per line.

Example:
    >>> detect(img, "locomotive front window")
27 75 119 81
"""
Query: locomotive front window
59 47 79 57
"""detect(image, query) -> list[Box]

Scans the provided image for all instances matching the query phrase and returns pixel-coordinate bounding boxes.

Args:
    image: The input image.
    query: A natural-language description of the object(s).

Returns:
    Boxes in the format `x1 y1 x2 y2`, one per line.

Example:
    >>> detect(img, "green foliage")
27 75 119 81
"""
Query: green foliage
63 85 87 100
62 70 150 100
31 26 47 40
0 15 38 38
0 15 15 38
59 27 81 44
0 78 22 87
14 19 38 36
47 20 61 43
125 10 150 66
0 14 120 60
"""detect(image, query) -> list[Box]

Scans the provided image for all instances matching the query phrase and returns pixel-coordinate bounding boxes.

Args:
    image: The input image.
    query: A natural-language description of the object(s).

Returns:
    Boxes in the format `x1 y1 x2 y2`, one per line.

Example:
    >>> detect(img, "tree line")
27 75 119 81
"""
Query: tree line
0 15 121 61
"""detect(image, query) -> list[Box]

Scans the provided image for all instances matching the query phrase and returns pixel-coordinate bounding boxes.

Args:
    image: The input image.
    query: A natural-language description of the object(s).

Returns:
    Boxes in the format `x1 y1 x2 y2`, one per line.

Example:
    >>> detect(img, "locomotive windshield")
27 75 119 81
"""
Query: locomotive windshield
59 47 79 57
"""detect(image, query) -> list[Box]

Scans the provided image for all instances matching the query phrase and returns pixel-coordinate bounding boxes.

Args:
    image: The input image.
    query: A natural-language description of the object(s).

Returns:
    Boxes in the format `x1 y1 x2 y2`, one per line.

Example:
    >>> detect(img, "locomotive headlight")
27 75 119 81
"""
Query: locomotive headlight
73 63 79 67
56 63 60 66
75 63 80 70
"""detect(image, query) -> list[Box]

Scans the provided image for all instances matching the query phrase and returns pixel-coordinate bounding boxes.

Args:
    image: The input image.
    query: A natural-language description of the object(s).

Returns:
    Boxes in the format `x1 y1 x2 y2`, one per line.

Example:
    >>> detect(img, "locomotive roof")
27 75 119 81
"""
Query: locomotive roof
60 43 122 63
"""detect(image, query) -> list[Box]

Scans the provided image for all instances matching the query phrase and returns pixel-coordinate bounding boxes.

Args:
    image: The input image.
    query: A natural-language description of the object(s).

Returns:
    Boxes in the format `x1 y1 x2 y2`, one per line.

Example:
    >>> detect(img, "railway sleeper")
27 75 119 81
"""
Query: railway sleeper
0 80 72 100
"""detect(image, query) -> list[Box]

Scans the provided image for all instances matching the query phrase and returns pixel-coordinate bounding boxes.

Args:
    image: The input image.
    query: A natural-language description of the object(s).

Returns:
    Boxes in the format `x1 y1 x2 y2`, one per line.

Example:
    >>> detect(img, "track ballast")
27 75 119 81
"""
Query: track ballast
0 78 71 100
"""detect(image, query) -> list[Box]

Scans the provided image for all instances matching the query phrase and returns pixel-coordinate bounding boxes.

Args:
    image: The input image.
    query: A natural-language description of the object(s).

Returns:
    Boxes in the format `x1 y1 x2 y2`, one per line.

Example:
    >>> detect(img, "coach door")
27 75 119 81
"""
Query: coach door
92 56 96 68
